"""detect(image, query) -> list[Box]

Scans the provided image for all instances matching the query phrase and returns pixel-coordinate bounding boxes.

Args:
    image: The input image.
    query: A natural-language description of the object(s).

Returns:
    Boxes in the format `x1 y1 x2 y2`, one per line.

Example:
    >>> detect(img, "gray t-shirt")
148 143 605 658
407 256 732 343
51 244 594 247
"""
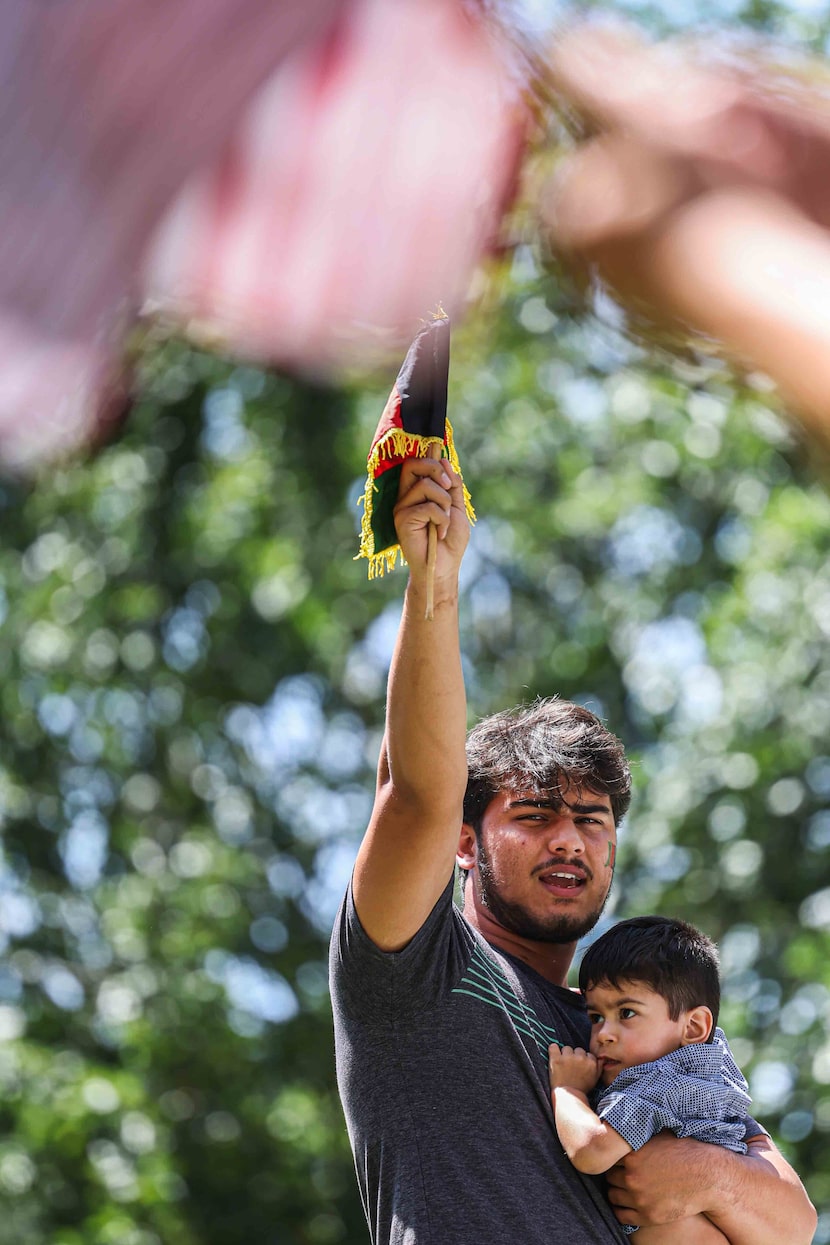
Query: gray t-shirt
329 878 626 1245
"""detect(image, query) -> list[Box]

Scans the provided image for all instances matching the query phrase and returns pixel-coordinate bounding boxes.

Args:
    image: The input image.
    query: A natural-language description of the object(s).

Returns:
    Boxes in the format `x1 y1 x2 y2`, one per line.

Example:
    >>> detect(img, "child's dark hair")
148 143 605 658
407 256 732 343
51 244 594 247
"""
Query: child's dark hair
578 916 720 1034
463 698 631 830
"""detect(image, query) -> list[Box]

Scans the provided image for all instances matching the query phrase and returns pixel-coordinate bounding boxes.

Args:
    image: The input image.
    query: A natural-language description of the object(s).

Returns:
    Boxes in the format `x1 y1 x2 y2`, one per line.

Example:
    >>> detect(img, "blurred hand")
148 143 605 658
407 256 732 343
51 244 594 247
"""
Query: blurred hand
0 0 522 465
544 23 830 436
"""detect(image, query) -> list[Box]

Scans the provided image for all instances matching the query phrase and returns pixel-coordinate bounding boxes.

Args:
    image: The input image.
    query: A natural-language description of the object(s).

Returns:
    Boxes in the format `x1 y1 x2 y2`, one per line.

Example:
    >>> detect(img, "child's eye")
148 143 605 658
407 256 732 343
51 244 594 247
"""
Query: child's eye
620 1008 637 1020
588 1013 602 1025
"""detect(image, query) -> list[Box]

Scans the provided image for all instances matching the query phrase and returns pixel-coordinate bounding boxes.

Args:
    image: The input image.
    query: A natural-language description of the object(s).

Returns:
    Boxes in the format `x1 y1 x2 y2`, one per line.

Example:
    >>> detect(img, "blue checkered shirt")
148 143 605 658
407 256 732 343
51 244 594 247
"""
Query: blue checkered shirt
593 1028 752 1236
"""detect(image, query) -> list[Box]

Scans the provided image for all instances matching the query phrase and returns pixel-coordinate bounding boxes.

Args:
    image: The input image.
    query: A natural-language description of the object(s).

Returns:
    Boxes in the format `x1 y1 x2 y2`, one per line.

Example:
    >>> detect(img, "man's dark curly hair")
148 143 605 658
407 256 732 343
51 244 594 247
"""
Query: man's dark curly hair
463 698 632 830
578 915 720 1033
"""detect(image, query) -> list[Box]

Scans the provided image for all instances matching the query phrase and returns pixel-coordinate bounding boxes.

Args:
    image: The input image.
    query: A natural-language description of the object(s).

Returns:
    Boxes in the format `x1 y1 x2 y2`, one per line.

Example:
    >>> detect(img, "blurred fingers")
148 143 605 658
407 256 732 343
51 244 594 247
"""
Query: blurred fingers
545 135 695 255
551 23 741 151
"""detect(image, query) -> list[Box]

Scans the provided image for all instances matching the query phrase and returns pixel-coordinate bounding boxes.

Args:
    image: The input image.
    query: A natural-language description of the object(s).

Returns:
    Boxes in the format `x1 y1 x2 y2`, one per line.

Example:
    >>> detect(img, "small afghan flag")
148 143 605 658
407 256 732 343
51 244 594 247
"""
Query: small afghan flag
357 313 475 578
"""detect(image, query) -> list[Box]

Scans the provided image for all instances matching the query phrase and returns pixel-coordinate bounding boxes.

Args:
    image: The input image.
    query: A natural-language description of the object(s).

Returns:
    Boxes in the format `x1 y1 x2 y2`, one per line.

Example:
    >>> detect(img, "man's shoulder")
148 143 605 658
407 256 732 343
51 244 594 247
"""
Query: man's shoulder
331 874 461 957
329 876 471 1009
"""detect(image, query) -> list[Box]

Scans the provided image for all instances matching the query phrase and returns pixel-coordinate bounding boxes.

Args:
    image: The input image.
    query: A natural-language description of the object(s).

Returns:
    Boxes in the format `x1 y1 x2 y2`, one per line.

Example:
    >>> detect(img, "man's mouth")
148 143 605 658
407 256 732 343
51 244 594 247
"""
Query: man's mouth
536 865 588 897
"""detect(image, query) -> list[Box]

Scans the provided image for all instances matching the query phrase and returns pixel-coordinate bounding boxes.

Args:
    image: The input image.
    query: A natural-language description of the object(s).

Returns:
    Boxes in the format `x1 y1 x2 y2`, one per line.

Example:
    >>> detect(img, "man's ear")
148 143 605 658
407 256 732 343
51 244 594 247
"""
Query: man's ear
682 1006 714 1045
457 822 478 873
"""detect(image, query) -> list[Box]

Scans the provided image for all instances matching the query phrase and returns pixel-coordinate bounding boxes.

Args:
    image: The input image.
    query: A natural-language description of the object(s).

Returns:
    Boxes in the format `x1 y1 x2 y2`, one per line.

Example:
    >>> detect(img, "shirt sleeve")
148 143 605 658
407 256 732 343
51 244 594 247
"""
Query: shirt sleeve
741 1115 767 1139
595 1071 680 1151
329 875 471 1025
595 1064 749 1154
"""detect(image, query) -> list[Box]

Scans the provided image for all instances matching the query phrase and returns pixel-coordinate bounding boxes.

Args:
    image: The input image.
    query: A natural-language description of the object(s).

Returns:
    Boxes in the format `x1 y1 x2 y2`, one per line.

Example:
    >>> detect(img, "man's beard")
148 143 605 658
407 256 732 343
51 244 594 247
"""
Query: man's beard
476 840 610 944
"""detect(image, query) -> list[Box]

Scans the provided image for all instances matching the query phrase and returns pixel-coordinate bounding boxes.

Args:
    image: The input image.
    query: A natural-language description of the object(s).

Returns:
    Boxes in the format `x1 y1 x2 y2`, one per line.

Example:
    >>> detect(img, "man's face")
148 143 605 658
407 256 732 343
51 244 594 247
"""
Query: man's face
468 784 617 944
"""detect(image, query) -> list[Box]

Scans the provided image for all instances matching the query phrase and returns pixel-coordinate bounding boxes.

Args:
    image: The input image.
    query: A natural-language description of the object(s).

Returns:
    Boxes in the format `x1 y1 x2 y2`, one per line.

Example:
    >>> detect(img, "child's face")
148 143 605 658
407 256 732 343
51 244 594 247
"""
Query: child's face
585 979 697 1086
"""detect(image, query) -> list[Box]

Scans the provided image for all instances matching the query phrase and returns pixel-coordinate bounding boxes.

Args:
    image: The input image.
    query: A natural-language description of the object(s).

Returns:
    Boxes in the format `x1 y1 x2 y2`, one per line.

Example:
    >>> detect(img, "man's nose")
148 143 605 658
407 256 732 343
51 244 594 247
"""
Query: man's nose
547 815 584 854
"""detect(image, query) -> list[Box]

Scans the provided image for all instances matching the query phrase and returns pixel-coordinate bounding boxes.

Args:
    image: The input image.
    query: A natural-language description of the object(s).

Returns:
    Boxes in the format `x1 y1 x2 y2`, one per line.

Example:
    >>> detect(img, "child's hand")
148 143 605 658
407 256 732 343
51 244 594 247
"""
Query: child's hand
548 1044 600 1094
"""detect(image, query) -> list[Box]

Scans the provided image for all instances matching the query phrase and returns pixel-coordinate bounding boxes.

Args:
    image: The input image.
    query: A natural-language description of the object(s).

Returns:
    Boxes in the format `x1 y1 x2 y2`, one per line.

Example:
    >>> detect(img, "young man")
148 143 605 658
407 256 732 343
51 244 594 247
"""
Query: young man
329 457 816 1244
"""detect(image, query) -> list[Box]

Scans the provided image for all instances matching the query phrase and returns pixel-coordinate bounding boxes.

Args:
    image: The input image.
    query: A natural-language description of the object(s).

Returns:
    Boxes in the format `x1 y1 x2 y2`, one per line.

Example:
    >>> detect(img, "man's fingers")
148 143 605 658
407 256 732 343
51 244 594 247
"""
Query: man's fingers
397 456 453 499
394 467 454 544
397 500 452 540
392 456 471 558
395 458 465 544
395 475 452 517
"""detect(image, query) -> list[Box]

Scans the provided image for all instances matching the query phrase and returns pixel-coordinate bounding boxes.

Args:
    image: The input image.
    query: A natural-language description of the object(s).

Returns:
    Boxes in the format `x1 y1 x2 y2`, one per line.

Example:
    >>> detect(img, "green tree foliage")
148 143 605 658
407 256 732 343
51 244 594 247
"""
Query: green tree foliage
0 347 376 1244
1 240 830 1239
9 0 830 1214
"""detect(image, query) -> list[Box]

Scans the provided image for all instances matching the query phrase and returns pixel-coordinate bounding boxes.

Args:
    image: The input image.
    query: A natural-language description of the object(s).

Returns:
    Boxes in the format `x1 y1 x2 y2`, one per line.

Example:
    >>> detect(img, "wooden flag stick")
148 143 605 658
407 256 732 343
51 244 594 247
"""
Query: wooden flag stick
425 521 437 620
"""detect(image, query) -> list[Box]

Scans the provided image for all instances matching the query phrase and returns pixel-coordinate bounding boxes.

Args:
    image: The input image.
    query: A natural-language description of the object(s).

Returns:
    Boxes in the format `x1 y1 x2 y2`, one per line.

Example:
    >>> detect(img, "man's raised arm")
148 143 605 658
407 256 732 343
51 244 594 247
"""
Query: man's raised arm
352 458 471 951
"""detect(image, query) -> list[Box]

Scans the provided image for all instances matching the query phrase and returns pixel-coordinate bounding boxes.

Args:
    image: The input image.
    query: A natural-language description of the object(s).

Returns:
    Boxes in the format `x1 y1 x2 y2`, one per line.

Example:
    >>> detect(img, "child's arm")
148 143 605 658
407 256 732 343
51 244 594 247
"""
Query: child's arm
548 1044 634 1175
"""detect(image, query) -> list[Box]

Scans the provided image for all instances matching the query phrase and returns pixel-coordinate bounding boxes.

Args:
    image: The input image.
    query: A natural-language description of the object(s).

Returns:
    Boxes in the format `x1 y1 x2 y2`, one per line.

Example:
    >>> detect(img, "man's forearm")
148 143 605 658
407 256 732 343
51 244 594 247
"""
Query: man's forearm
703 1135 817 1245
609 1132 816 1244
384 568 467 814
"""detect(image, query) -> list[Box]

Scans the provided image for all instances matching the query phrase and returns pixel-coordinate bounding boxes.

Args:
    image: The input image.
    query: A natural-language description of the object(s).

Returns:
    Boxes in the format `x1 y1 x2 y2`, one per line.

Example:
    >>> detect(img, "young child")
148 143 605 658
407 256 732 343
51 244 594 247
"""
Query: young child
550 916 755 1244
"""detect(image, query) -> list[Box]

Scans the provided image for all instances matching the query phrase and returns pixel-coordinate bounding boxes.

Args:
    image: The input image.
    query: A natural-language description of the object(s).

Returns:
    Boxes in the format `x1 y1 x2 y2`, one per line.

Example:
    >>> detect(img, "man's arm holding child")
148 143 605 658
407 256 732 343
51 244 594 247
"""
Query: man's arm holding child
607 1127 816 1244
550 1045 814 1244
551 1046 729 1243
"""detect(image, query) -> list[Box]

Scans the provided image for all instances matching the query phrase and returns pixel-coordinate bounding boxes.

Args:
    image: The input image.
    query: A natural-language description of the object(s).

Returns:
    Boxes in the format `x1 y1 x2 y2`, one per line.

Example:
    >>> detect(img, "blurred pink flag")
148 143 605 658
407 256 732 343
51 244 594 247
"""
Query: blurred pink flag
0 0 525 466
